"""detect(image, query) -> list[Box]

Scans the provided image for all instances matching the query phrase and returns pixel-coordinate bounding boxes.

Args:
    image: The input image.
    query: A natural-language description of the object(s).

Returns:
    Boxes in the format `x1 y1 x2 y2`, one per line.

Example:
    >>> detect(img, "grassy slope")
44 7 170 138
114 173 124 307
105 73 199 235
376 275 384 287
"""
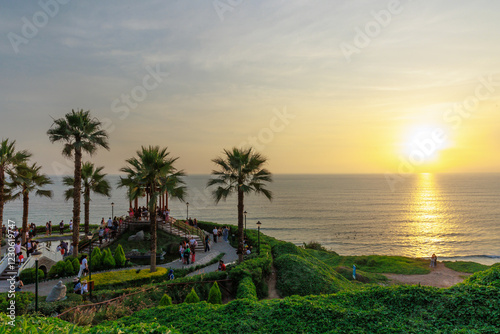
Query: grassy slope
443 261 490 273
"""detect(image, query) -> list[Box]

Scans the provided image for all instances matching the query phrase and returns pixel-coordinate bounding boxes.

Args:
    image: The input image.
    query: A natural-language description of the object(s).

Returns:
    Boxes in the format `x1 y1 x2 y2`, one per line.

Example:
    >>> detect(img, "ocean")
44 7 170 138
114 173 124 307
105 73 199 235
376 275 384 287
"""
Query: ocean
4 174 500 265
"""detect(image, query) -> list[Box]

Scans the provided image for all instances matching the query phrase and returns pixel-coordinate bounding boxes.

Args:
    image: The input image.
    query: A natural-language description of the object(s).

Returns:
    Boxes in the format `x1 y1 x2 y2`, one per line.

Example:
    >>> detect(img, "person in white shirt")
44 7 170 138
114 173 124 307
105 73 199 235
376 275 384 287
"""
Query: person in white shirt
213 228 218 243
107 218 113 228
69 220 73 232
78 255 88 277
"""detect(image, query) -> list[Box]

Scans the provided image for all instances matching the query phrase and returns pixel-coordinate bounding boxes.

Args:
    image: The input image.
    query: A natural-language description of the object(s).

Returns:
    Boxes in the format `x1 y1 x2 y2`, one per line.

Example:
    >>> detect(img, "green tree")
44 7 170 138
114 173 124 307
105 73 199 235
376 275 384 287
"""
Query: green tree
63 162 111 234
113 244 127 267
159 294 172 306
9 162 53 244
47 109 109 256
91 247 103 271
102 248 116 268
119 146 186 273
208 281 222 304
184 288 200 304
207 147 273 262
0 139 31 252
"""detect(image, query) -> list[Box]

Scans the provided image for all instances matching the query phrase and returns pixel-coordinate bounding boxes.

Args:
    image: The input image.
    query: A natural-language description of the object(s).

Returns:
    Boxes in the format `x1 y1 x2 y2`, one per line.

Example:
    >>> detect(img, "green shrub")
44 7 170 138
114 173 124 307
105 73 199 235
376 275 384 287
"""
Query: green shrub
236 276 258 301
71 258 80 274
207 282 222 304
102 249 116 268
113 244 127 267
26 293 83 316
91 247 103 271
48 261 64 278
19 268 45 285
91 267 168 290
159 294 172 306
184 288 200 304
274 253 350 297
0 292 34 315
462 266 500 287
64 260 75 276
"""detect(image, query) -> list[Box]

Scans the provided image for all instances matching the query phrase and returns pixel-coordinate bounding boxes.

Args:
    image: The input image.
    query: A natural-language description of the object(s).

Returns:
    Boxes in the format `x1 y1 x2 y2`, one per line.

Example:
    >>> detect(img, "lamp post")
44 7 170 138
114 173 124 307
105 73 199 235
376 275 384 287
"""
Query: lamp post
256 221 261 255
186 202 189 220
244 211 247 236
111 202 114 219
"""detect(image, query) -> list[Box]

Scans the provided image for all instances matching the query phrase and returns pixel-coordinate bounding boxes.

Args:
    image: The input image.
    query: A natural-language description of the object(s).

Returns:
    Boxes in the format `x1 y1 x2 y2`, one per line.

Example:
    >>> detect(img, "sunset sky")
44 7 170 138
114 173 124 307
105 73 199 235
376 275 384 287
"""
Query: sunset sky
1 1 500 175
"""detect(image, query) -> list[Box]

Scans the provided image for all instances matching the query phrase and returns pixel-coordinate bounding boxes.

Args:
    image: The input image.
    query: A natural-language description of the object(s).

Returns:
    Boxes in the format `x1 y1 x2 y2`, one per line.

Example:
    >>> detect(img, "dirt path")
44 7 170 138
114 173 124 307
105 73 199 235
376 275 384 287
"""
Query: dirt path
265 264 280 299
383 262 472 288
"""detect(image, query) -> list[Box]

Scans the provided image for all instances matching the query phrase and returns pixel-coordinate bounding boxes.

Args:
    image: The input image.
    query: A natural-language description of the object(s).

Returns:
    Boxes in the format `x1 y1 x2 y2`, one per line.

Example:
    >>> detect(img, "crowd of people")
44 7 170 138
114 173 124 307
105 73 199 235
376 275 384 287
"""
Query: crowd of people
97 216 123 244
128 206 170 222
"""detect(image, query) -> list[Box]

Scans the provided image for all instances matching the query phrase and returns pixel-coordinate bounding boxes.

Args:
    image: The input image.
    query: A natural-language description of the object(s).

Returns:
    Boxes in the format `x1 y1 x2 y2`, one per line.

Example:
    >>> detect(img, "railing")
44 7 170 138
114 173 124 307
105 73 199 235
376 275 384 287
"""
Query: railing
16 245 63 275
172 219 206 245
0 255 11 276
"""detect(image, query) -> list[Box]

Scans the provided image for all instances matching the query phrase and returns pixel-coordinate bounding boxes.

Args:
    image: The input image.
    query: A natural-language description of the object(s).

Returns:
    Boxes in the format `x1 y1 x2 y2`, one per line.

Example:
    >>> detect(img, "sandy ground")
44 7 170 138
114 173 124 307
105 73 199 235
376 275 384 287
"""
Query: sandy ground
383 262 472 288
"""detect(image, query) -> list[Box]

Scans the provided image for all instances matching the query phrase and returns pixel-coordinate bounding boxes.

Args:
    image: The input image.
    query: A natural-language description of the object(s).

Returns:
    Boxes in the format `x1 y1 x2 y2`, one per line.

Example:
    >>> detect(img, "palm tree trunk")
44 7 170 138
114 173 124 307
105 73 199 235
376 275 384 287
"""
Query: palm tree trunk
22 190 28 245
84 187 90 235
73 147 82 256
237 189 244 263
150 191 157 273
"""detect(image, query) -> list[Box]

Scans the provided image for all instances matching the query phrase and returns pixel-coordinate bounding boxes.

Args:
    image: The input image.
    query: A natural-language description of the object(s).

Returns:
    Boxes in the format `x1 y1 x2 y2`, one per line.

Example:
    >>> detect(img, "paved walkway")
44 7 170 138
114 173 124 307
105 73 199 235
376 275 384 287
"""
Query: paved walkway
1 235 237 295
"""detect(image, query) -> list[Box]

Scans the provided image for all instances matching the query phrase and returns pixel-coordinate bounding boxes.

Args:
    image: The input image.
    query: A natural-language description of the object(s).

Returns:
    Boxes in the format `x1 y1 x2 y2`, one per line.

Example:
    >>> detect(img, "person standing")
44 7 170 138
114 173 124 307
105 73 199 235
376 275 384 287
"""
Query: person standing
204 235 210 252
78 255 88 277
48 221 52 235
69 220 73 232
213 227 218 243
14 276 23 292
59 220 64 234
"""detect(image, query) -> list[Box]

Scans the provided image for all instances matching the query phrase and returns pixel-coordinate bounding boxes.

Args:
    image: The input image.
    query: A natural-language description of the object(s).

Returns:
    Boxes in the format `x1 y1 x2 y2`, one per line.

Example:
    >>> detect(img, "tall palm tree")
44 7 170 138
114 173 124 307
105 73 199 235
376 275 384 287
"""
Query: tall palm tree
62 162 111 235
119 146 186 273
207 147 273 263
9 162 53 244
0 139 31 253
47 109 109 256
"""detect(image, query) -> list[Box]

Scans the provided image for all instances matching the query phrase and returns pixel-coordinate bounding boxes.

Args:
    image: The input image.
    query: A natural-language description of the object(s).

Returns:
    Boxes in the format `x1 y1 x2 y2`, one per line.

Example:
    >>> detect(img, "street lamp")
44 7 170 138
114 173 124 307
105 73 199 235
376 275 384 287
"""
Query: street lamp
256 221 261 255
244 211 247 236
111 202 114 219
186 202 189 220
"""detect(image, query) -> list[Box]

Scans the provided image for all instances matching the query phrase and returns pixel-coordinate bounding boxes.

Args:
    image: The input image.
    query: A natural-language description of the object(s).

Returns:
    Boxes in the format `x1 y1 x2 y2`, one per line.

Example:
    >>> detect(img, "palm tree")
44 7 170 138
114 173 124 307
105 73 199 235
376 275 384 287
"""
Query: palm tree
0 139 31 253
119 146 186 273
207 147 273 263
63 162 111 235
9 162 53 244
47 110 109 256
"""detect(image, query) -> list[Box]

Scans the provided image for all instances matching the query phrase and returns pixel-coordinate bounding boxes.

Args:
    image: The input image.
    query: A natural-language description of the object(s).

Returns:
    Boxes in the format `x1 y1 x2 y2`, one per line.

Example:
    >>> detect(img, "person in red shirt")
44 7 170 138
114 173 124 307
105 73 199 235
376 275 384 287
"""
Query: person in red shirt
218 260 226 271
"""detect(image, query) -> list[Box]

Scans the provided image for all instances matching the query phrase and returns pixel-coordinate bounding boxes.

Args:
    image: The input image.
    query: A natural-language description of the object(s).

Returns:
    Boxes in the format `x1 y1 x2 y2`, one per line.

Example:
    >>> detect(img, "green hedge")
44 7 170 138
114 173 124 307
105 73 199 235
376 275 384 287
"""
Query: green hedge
462 266 500 287
26 293 83 316
98 283 500 333
236 276 257 301
19 268 45 285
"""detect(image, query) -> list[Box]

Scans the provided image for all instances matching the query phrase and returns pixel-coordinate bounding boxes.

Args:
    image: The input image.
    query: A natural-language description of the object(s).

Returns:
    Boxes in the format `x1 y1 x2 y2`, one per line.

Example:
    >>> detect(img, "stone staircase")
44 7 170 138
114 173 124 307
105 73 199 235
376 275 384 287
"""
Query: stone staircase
158 222 205 253
0 261 20 281
79 221 130 254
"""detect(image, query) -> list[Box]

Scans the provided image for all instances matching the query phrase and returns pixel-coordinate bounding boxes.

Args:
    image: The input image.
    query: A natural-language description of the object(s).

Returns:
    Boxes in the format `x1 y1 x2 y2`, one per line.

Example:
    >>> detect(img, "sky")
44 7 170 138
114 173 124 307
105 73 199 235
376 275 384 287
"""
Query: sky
1 0 500 176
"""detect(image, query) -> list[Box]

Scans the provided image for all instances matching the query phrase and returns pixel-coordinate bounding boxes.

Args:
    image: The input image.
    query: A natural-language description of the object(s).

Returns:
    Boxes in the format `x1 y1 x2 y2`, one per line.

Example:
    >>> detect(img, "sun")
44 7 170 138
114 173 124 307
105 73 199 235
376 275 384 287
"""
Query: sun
400 124 450 168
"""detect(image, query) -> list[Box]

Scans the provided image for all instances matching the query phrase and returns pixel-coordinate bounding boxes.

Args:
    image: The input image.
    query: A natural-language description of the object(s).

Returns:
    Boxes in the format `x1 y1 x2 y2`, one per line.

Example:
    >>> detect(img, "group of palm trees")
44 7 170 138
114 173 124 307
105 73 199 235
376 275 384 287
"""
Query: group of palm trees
1 109 273 272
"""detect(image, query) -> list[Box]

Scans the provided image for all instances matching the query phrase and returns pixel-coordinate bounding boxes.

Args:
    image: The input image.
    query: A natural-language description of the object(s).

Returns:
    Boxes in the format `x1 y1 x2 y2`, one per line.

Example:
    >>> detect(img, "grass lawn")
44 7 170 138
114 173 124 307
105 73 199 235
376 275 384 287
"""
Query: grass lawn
306 249 431 275
443 261 490 273
91 267 168 287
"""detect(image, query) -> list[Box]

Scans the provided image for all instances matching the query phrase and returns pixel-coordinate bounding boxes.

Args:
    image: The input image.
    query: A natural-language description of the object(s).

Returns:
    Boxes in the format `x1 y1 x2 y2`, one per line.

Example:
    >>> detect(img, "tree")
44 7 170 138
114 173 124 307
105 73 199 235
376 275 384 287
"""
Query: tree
9 162 53 244
62 162 111 234
113 244 127 267
208 281 222 304
159 294 172 306
0 139 31 253
184 288 200 304
119 146 186 273
207 147 272 263
47 109 109 256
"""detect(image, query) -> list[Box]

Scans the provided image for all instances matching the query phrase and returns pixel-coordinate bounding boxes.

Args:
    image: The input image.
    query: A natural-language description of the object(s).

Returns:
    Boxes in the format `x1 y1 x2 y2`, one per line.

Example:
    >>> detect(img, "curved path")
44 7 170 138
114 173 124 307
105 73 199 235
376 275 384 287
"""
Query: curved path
1 237 237 295
383 262 472 288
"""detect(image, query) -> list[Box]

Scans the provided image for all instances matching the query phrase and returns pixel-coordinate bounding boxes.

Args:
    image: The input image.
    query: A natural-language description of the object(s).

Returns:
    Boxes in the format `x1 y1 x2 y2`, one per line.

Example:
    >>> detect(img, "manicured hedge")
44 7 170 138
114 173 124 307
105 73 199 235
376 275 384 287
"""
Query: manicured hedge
90 267 168 290
236 276 257 301
0 292 34 315
19 268 45 285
